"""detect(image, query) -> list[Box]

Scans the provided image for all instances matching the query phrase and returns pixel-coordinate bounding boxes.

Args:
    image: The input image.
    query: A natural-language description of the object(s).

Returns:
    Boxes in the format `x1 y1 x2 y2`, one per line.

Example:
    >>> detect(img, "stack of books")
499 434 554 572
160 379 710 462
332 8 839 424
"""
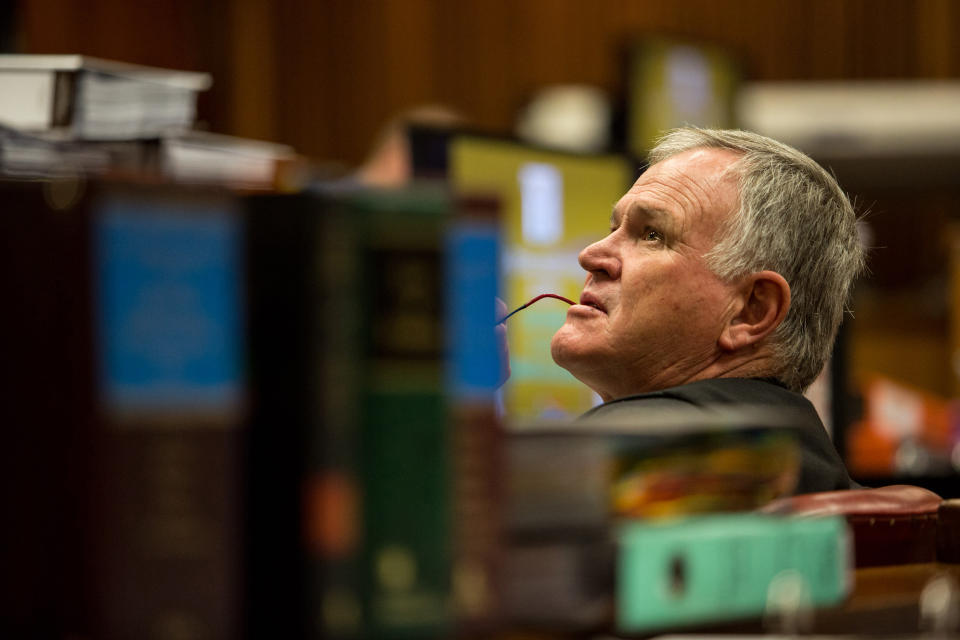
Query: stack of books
0 54 296 189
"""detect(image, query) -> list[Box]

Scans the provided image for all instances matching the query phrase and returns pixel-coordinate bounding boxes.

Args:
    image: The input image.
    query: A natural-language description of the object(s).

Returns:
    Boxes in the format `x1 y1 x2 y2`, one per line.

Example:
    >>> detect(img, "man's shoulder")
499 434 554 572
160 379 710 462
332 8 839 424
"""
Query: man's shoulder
654 377 811 406
578 377 857 494
580 377 809 419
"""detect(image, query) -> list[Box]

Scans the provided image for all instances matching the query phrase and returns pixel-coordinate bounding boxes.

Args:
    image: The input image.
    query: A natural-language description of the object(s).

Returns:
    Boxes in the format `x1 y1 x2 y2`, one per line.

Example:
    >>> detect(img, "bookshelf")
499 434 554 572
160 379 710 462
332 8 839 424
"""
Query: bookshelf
1 173 508 639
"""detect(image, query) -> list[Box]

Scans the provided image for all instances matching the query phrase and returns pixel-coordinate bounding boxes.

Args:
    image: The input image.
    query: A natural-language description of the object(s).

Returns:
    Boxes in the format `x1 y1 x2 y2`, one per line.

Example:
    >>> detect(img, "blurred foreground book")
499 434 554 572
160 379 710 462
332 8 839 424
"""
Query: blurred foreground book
3 177 504 640
1 178 245 639
501 408 852 632
245 185 503 640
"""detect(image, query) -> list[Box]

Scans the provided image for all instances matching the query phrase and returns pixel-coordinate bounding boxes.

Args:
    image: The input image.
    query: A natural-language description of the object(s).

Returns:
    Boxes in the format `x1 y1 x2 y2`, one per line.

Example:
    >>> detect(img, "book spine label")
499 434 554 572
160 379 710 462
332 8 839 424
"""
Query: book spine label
92 189 244 640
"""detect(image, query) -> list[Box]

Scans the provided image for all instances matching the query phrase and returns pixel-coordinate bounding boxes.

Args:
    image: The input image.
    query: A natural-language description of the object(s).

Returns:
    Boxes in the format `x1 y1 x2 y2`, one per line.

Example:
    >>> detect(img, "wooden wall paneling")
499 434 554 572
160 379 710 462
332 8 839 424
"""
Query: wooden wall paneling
380 0 440 109
325 0 408 165
20 0 201 71
270 0 332 162
273 0 412 165
190 0 234 135
777 0 848 79
15 0 960 164
843 0 917 78
433 0 522 134
18 0 234 133
509 0 617 88
19 0 102 56
916 0 959 77
229 0 278 142
273 0 359 164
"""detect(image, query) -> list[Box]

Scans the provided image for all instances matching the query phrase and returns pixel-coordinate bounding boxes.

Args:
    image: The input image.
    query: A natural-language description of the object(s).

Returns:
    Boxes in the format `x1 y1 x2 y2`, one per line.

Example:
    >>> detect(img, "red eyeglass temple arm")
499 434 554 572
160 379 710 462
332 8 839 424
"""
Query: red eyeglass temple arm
495 293 575 325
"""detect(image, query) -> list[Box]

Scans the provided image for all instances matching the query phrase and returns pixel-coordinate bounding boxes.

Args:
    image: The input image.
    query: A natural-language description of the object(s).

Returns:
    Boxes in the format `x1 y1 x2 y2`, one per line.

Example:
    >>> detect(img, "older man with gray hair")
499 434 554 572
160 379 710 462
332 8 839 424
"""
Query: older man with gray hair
549 127 865 494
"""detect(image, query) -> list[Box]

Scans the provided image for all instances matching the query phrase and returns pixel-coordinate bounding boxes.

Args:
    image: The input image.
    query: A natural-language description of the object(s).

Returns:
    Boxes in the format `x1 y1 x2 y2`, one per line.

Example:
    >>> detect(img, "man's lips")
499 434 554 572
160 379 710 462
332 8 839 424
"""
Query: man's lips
578 292 607 313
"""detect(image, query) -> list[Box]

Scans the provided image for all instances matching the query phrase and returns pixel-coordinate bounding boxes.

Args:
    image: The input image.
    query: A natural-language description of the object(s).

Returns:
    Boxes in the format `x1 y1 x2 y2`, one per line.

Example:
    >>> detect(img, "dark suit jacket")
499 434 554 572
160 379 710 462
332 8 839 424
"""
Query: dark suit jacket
578 377 856 495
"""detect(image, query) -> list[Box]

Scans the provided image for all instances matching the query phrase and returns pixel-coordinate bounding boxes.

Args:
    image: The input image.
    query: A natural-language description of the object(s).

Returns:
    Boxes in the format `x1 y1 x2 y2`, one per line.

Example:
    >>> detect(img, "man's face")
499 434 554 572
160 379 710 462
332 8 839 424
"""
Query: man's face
550 147 743 401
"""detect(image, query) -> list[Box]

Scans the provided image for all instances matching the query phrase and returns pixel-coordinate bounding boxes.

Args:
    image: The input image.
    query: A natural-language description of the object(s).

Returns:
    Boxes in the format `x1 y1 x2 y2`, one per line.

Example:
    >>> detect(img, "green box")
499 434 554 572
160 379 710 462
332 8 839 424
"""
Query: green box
617 514 850 632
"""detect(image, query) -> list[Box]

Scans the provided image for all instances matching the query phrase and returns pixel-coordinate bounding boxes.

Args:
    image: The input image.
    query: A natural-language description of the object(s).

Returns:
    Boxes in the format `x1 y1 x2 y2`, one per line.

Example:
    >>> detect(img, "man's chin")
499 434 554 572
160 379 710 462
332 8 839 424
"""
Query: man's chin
550 324 591 370
550 333 610 401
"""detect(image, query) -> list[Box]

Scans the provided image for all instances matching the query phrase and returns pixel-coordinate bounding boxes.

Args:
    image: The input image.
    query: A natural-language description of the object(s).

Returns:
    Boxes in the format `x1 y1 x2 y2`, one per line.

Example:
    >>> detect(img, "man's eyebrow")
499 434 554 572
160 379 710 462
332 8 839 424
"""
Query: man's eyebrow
611 202 672 228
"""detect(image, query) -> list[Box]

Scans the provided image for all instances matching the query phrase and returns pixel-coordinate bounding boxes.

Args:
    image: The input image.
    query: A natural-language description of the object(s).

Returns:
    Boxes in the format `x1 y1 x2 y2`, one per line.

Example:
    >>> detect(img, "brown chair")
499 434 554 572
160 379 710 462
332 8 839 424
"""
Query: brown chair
763 486 960 567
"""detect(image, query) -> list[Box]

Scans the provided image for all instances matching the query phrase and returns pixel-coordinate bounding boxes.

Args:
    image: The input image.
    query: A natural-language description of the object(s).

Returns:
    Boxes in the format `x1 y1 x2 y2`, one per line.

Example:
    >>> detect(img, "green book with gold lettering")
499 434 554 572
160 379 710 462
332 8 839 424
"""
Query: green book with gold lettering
343 187 453 640
248 185 497 640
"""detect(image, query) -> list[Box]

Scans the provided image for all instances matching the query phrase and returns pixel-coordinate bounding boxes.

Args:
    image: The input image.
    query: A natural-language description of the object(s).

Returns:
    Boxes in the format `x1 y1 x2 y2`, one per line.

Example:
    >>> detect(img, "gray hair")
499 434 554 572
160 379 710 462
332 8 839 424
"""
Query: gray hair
648 127 865 392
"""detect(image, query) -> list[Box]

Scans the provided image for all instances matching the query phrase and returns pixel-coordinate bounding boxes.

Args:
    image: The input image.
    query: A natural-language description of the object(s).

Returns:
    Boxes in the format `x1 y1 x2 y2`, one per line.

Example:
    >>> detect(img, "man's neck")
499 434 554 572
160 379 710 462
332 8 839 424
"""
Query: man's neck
594 349 781 402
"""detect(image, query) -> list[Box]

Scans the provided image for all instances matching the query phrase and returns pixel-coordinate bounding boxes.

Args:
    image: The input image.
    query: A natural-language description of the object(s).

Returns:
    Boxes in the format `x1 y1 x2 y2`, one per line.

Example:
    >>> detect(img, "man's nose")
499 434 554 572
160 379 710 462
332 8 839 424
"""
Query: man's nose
578 236 621 280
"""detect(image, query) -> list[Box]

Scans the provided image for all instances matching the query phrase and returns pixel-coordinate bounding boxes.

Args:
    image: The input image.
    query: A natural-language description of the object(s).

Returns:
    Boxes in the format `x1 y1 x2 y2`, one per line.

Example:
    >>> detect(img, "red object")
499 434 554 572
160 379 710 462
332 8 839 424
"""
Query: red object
496 293 575 324
761 485 947 567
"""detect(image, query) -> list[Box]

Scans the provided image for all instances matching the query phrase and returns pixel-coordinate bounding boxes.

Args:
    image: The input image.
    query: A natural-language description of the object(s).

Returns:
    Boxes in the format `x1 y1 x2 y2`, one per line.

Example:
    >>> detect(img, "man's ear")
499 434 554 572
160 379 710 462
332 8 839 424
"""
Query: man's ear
718 271 791 352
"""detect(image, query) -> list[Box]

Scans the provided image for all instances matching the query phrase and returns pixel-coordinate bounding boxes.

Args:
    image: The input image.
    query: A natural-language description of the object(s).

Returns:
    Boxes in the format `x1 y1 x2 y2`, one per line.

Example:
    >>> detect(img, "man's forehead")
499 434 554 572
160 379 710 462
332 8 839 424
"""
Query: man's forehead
658 145 742 169
643 148 740 187
616 148 740 222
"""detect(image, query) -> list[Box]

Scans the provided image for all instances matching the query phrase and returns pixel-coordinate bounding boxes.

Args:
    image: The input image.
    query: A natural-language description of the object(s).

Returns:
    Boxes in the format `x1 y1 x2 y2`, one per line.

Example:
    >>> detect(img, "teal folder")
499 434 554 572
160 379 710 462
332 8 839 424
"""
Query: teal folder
617 514 850 632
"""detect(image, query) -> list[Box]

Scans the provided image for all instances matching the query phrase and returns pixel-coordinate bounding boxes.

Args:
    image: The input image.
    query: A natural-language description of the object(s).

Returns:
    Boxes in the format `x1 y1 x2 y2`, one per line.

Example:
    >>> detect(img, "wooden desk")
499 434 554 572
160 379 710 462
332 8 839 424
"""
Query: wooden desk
812 563 960 634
